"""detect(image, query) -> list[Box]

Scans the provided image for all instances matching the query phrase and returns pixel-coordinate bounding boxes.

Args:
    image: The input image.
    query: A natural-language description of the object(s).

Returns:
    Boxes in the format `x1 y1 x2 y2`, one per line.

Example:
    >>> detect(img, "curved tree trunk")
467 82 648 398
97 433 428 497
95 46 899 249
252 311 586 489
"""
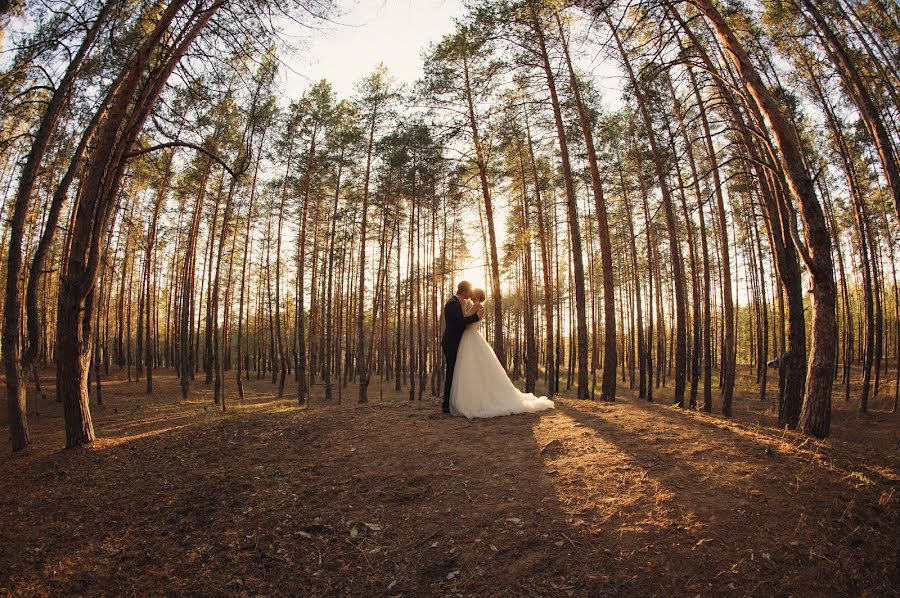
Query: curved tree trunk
56 0 221 447
3 0 114 451
693 0 837 437
798 0 900 228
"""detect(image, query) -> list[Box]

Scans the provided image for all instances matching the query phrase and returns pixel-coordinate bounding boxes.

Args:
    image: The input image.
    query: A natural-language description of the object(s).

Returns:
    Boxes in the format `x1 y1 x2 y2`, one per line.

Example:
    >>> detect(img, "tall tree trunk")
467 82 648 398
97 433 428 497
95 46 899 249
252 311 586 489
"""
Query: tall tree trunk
3 0 113 450
357 100 379 404
180 161 213 398
618 165 645 399
675 18 736 416
236 132 264 404
212 174 240 408
296 123 318 406
608 14 687 407
324 145 345 402
693 0 837 437
57 60 154 442
750 194 769 401
669 84 702 408
523 105 555 395
632 125 655 403
274 158 289 397
681 70 713 410
515 137 538 393
531 2 590 399
204 172 224 386
461 48 506 368
143 150 173 394
556 10 616 401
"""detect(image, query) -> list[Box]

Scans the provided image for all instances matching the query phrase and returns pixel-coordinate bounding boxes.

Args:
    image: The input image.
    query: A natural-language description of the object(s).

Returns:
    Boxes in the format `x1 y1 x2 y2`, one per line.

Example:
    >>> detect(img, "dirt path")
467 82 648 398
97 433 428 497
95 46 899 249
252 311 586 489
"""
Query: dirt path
1 375 898 596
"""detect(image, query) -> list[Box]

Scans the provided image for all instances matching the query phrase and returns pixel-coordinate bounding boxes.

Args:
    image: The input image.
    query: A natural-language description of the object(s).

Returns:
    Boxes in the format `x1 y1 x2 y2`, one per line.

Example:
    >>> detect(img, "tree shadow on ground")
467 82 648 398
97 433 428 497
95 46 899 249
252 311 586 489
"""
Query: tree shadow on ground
1 403 582 596
547 399 898 596
1 395 897 597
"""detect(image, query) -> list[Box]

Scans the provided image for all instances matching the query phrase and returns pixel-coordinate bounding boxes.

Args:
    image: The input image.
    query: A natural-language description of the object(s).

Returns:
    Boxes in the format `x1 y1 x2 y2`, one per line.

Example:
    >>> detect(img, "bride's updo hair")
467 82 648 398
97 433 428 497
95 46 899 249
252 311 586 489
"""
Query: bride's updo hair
473 288 486 302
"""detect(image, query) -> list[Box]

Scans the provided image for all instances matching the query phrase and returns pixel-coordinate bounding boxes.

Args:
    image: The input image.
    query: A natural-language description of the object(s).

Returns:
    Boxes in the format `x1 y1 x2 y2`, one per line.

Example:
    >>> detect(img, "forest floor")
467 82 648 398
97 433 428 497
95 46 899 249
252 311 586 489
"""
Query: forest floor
1 367 898 597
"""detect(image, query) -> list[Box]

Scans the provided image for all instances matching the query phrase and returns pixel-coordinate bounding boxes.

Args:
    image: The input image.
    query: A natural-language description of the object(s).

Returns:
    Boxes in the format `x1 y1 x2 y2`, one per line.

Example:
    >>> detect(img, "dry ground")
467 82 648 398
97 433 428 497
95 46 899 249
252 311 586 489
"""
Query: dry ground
1 367 898 597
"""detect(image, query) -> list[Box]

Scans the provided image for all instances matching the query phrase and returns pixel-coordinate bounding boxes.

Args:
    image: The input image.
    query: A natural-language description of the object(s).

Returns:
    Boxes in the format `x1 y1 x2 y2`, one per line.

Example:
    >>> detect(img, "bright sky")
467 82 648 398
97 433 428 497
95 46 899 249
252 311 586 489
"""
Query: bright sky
282 0 467 100
275 1 624 296
281 0 496 290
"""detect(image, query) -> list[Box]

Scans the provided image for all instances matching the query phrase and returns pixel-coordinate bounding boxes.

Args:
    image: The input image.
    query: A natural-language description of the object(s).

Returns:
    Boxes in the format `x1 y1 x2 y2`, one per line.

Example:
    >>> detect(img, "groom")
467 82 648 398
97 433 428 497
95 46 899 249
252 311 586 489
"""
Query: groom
441 281 484 414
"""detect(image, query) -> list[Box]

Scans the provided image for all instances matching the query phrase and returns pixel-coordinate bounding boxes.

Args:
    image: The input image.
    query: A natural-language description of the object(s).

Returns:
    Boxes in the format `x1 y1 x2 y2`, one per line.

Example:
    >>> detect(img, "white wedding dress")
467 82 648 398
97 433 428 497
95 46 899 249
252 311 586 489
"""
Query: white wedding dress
450 319 555 418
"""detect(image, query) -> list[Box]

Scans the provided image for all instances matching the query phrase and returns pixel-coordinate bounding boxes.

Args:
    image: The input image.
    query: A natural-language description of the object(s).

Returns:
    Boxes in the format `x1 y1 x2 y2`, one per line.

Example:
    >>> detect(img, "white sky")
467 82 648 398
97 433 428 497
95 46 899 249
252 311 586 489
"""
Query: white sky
281 0 467 101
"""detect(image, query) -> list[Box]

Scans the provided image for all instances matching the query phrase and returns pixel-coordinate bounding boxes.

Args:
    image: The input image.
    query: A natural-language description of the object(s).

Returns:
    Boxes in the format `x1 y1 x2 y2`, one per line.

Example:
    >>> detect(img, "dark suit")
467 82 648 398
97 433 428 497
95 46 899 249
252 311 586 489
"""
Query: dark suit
441 295 481 412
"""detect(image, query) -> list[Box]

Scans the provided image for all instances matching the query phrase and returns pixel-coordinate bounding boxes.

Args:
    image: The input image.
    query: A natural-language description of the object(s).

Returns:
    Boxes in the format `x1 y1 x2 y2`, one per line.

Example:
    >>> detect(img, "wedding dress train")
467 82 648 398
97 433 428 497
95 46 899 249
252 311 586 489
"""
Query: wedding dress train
450 321 555 418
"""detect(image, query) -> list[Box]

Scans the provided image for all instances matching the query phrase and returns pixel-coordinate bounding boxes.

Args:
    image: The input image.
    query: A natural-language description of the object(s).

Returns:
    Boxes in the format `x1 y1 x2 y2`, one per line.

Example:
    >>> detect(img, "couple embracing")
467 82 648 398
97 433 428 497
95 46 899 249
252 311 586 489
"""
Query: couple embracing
440 281 555 418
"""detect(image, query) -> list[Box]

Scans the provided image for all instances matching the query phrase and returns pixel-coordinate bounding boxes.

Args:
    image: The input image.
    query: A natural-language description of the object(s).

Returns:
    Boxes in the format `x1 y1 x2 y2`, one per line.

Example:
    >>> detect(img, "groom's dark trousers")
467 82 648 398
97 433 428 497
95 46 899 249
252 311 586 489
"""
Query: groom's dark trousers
441 296 481 412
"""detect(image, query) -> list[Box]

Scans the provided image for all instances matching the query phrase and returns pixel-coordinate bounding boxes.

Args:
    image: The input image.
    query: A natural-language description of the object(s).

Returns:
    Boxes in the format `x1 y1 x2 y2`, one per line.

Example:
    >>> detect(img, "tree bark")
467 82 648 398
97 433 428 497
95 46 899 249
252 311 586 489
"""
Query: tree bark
523 105 555 395
461 45 506 369
531 2 590 399
296 122 318 406
358 97 379 404
3 0 114 450
693 0 837 437
555 10 616 401
608 13 687 407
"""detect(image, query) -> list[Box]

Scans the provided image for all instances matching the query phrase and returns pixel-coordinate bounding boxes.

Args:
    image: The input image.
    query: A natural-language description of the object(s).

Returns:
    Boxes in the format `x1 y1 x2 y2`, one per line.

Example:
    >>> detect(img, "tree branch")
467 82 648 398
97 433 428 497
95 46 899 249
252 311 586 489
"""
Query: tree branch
126 141 244 178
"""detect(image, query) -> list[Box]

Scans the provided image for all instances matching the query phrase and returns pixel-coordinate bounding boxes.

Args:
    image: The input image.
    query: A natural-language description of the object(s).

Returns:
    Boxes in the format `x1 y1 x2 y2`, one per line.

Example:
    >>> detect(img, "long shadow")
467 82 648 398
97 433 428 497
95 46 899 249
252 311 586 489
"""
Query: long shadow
613 394 899 487
533 402 773 594
0 402 588 596
553 400 788 500
2 395 896 597
549 400 898 596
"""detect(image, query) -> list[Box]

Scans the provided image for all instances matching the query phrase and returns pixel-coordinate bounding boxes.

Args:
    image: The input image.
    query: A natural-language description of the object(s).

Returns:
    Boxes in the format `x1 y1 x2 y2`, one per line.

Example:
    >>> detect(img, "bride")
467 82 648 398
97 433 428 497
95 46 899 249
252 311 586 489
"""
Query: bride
450 288 555 418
